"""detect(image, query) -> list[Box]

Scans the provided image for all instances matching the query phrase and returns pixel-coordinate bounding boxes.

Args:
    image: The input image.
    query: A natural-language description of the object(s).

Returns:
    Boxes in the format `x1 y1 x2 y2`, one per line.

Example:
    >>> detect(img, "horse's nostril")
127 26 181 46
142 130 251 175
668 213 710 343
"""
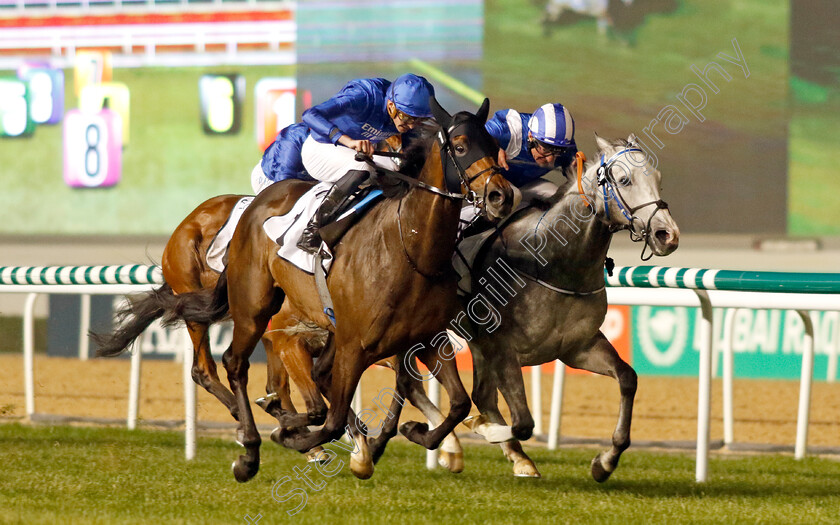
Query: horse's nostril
655 229 671 244
488 190 505 207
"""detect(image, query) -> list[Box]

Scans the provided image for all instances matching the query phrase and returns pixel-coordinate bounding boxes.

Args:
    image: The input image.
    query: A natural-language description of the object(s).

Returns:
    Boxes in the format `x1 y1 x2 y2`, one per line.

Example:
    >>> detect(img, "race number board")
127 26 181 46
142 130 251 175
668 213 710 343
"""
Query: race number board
17 63 64 125
255 77 296 151
63 108 123 188
199 74 244 135
0 77 35 138
80 82 131 145
73 50 113 98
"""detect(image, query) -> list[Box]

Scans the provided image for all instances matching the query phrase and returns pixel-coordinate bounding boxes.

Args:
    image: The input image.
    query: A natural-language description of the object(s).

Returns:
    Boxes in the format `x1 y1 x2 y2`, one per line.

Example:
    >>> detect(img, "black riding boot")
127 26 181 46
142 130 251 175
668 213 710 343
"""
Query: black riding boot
297 169 370 254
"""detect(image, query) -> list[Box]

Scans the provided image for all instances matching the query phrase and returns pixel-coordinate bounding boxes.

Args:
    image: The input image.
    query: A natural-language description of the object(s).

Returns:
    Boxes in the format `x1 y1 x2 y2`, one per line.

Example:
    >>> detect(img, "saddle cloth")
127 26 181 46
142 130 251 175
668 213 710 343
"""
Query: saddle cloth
263 181 334 275
206 196 255 273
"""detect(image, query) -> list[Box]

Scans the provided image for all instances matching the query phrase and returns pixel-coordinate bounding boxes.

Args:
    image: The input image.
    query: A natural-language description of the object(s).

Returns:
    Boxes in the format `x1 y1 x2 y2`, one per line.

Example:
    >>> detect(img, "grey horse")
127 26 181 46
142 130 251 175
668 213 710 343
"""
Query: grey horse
454 133 680 480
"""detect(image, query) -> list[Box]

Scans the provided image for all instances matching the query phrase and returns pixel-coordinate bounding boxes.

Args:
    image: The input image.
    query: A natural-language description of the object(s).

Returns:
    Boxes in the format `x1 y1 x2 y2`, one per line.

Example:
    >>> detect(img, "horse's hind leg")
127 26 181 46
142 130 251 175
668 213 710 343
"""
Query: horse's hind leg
186 321 239 420
277 341 364 456
223 284 285 482
564 331 637 483
470 346 540 478
259 325 327 463
260 325 328 430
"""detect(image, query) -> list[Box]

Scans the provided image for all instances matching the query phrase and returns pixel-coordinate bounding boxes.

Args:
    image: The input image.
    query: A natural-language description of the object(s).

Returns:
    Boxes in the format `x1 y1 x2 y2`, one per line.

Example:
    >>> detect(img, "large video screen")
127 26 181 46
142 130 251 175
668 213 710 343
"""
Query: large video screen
0 0 836 236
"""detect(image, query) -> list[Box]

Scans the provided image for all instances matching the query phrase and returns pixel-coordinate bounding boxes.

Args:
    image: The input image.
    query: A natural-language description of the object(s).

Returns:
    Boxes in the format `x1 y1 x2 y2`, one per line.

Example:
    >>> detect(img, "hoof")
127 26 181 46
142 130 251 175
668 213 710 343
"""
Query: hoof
438 451 464 473
255 392 278 411
512 458 541 478
350 434 374 480
350 451 374 480
270 427 300 450
399 421 429 446
232 456 259 483
590 453 613 483
304 446 328 465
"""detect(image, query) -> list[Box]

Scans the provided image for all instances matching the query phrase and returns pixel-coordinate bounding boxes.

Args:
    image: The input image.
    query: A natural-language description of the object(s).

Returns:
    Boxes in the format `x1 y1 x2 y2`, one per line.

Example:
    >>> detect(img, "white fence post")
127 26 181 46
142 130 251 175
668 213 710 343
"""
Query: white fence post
78 294 91 361
426 378 440 470
531 365 543 436
722 308 737 446
694 290 714 483
23 293 39 418
183 327 197 460
547 360 566 450
127 339 142 430
794 310 815 460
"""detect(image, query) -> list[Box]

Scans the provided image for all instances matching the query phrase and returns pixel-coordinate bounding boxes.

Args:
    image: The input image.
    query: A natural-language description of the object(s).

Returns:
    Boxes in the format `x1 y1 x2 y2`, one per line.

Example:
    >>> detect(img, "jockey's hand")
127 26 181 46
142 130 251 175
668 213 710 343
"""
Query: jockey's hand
497 148 509 170
342 137 374 157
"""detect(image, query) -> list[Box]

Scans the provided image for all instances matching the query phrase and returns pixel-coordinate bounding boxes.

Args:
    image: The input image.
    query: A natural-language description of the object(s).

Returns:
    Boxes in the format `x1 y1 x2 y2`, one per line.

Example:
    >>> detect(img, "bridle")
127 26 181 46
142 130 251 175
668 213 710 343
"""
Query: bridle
583 147 669 261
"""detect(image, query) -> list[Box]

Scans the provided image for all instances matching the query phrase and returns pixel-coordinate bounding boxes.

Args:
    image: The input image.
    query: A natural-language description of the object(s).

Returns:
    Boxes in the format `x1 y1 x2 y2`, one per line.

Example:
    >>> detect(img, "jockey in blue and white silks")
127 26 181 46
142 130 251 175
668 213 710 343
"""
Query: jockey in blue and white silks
250 122 313 195
296 73 436 253
485 103 577 199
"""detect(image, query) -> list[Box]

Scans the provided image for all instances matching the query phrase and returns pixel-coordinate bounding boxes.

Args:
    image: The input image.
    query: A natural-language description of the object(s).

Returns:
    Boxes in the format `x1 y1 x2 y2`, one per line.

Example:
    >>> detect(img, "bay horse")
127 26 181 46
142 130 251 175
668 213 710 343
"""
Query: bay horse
95 97 513 482
362 134 680 480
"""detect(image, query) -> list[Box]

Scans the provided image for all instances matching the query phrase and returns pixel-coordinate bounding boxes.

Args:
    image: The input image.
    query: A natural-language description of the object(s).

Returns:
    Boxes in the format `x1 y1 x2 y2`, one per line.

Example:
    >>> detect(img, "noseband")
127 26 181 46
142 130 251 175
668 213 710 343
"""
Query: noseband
595 148 669 261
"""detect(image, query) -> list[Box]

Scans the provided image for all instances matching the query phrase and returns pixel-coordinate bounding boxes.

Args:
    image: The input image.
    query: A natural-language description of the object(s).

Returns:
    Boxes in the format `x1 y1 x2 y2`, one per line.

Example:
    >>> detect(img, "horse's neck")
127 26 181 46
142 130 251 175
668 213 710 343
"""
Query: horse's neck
398 141 460 273
506 188 612 291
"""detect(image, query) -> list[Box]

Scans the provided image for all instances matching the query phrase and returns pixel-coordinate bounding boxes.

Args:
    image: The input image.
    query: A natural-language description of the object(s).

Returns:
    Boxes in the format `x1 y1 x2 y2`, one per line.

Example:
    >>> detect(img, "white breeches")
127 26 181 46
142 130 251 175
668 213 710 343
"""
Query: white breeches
300 136 398 183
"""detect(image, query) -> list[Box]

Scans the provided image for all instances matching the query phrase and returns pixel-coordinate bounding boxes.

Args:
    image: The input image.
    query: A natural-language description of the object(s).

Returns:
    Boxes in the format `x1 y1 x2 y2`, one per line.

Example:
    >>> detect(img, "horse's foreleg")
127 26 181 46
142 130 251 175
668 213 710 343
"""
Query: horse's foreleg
403 368 464 473
186 321 239 420
366 356 410 465
399 343 471 452
565 332 637 483
488 343 534 441
471 346 540 478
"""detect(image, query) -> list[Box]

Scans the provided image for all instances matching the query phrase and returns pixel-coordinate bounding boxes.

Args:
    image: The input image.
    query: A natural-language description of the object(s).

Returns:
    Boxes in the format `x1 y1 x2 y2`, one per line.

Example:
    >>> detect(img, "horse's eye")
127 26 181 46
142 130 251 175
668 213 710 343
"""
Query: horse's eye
455 145 466 155
619 176 631 186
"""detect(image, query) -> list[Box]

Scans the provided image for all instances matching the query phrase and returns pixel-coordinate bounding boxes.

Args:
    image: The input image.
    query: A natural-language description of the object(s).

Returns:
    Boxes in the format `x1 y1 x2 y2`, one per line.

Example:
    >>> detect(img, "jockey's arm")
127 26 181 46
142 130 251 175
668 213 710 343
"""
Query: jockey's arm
302 85 371 153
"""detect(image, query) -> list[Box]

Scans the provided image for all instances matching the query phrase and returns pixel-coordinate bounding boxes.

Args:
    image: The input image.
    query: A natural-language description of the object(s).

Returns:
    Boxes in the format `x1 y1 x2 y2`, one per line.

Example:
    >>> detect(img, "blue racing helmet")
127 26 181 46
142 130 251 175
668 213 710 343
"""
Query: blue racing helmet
527 103 576 148
387 73 435 118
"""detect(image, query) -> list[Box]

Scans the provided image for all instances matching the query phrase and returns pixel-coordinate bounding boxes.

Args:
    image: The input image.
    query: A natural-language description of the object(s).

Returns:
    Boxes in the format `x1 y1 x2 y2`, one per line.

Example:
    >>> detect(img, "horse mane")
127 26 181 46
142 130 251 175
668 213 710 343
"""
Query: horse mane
399 119 441 177
372 120 442 200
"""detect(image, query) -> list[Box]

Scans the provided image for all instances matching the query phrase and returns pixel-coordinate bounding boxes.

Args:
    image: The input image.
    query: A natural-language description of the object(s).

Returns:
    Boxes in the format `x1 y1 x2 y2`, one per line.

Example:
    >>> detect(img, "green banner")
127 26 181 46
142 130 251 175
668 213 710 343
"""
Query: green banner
632 306 839 380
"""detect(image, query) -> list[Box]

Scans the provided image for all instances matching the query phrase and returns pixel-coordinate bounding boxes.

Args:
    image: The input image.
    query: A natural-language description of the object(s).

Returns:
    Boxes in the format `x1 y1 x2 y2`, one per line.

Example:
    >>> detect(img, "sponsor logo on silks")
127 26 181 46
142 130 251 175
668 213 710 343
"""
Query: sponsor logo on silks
360 122 390 140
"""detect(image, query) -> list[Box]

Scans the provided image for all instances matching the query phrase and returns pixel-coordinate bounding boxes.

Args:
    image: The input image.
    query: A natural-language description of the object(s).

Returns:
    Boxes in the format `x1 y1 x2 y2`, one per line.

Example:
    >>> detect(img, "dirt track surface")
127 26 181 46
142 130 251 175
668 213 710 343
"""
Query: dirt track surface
1 354 839 450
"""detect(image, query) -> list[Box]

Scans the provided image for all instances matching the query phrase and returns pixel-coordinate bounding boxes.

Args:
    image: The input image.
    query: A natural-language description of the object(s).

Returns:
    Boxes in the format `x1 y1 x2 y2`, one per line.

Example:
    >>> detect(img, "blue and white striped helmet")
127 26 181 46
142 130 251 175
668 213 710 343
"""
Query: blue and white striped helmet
527 103 576 148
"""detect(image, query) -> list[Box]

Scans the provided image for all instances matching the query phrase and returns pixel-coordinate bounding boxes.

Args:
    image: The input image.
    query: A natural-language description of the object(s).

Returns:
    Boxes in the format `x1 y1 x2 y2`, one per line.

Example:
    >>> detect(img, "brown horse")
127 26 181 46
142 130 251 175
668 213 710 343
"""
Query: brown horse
95 97 513 482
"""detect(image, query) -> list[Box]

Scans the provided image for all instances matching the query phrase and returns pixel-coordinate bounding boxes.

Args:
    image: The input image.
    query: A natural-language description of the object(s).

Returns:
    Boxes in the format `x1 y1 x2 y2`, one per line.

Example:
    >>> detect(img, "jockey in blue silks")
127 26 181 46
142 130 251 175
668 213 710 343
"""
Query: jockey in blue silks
296 73 436 254
250 122 313 194
485 103 577 201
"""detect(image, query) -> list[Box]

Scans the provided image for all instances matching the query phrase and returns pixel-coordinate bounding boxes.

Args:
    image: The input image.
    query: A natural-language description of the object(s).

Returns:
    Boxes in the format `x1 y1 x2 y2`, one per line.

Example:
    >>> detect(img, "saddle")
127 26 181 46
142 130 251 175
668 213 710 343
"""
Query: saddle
318 185 384 250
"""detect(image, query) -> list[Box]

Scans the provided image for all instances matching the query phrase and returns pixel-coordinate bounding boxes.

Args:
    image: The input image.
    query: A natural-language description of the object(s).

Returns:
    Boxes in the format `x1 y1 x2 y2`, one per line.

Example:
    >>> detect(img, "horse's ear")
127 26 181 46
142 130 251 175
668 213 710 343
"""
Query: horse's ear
626 133 638 146
594 132 611 152
430 96 452 129
476 98 490 123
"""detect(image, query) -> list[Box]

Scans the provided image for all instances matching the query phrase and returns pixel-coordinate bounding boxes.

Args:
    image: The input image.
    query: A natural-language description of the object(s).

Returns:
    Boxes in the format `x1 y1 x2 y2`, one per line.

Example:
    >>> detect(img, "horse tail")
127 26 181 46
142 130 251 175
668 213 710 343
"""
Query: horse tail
92 272 231 358
166 269 230 326
91 282 174 357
